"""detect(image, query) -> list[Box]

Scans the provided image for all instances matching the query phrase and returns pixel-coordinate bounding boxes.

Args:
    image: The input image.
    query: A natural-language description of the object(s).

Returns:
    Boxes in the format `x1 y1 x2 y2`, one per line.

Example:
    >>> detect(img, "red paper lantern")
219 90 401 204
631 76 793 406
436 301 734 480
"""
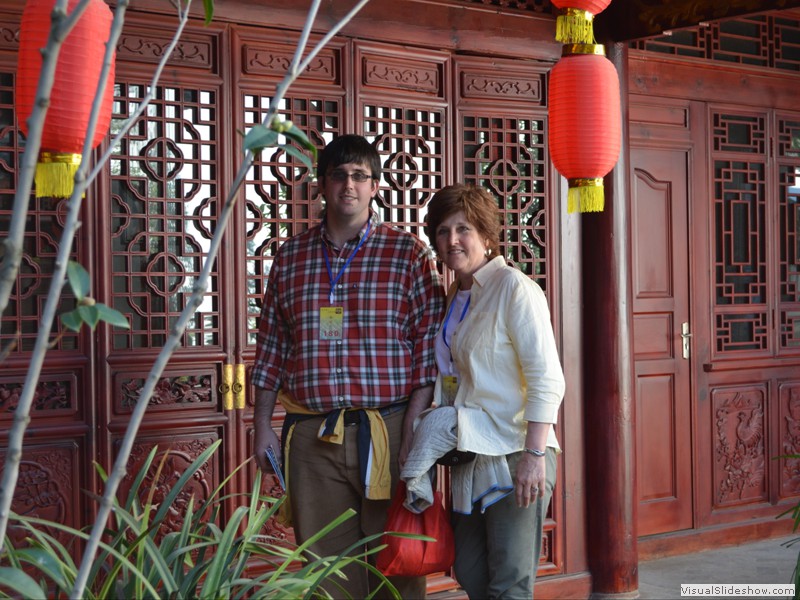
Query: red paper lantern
16 0 115 198
550 0 612 44
548 44 621 213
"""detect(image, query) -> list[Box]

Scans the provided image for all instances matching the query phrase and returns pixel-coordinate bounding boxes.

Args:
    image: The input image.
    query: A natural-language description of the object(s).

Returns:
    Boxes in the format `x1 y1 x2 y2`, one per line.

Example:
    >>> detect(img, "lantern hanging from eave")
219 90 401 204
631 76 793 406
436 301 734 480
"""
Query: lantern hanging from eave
550 0 612 44
16 0 115 199
548 44 621 213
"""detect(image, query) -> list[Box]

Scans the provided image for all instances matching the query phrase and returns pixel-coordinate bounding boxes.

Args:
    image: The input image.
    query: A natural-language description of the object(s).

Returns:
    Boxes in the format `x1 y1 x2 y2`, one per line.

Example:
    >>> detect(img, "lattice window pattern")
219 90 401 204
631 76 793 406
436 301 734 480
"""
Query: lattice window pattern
713 113 766 155
712 110 769 356
633 12 800 73
0 72 81 354
462 113 548 288
363 102 445 245
713 160 767 307
715 312 770 354
778 117 800 351
243 93 341 346
109 82 220 350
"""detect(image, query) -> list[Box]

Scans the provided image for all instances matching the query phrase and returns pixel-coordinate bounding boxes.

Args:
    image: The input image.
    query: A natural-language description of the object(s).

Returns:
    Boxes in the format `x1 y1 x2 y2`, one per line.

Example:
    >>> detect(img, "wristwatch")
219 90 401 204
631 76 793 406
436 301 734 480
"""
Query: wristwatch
524 447 546 457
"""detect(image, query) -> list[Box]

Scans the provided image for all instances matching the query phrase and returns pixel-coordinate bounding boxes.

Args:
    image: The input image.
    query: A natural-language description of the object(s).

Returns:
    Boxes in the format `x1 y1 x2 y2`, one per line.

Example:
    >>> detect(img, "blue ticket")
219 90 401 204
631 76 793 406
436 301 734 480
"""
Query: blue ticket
265 446 286 491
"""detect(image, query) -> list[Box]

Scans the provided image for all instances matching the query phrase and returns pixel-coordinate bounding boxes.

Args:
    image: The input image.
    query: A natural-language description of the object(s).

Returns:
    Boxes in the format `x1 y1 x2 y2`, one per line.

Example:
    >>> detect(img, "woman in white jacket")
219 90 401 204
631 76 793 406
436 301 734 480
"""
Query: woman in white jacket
424 183 566 599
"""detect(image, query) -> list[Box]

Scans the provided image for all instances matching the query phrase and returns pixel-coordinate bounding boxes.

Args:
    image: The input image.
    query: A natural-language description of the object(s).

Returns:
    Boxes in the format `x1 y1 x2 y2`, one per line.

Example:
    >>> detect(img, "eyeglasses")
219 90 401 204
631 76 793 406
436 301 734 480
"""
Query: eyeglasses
327 170 374 183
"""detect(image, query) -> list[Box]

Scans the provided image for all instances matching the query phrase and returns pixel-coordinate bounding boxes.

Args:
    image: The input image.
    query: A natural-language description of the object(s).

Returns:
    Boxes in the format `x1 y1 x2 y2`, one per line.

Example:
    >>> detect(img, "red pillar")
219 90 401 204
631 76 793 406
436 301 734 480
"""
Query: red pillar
582 42 639 598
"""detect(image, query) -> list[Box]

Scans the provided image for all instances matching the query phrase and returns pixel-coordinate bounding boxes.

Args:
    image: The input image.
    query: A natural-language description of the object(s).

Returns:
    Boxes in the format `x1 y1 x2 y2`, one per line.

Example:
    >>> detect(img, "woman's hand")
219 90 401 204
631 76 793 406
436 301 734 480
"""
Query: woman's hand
515 452 546 508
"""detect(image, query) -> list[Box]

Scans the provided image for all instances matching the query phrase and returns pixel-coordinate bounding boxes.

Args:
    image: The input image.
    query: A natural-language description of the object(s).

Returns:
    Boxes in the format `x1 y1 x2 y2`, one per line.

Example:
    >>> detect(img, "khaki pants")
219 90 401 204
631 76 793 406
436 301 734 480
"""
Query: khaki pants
288 407 428 599
452 447 557 599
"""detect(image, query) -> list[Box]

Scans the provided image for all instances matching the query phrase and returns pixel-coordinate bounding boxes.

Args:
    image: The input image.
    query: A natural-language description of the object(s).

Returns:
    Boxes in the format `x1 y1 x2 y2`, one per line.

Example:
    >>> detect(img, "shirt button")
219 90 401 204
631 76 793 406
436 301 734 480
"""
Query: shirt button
339 396 344 402
337 340 342 345
337 368 343 373
338 284 343 288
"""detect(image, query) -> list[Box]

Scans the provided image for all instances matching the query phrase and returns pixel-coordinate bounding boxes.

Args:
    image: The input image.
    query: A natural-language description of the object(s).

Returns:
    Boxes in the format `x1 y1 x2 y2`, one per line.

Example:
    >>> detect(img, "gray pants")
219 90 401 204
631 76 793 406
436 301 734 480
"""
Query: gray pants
452 448 557 599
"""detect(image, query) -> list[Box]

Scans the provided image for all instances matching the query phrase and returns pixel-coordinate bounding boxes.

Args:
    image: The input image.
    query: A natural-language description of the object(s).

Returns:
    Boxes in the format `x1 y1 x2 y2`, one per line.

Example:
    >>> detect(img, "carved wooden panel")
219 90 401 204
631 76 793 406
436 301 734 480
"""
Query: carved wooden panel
114 369 217 414
712 385 767 508
115 432 219 537
116 26 219 73
241 33 342 85
109 81 221 351
3 441 81 548
0 373 78 418
0 17 16 53
361 52 444 98
780 382 800 498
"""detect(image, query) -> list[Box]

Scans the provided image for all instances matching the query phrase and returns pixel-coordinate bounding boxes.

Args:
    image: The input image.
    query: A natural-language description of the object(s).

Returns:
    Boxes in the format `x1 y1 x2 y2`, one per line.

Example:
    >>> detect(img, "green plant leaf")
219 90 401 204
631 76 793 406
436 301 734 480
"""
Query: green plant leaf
281 143 315 173
60 309 83 332
284 123 316 154
199 505 249 598
0 566 47 600
244 125 279 154
14 547 72 594
76 304 100 329
66 261 90 301
202 0 214 25
12 513 161 599
95 303 130 329
151 440 222 525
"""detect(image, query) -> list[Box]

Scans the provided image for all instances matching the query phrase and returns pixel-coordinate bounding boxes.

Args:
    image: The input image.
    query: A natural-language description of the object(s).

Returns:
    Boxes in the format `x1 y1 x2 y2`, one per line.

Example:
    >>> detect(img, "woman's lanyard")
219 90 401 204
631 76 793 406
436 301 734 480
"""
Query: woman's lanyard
442 292 471 353
321 220 371 305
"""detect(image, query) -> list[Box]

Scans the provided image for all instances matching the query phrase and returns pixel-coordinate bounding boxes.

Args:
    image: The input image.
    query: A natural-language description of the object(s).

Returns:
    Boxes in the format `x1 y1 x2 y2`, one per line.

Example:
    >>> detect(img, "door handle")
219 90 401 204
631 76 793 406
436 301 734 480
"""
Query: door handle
220 363 234 410
681 322 691 359
234 364 246 409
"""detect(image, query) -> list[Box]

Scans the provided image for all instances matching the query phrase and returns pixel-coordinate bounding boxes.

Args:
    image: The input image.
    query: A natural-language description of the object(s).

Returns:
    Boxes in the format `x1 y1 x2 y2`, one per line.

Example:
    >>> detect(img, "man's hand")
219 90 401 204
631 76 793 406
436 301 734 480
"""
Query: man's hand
254 426 281 473
254 388 280 472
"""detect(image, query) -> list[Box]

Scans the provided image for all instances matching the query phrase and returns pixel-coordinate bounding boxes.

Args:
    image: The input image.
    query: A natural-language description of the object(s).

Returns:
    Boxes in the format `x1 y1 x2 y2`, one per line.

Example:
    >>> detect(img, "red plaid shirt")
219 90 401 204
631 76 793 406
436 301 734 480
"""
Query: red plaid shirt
252 213 445 412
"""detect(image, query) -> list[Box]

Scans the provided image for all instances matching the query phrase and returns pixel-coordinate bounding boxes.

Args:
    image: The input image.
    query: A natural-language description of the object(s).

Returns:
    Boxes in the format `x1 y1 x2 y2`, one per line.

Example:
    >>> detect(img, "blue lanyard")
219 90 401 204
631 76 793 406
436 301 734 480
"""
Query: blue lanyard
442 293 471 350
322 220 371 304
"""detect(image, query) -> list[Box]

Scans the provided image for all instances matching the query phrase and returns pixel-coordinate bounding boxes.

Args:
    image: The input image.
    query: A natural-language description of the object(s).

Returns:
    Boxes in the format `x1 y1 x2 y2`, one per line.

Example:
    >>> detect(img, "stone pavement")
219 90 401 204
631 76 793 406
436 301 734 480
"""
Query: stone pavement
428 534 799 599
638 535 798 599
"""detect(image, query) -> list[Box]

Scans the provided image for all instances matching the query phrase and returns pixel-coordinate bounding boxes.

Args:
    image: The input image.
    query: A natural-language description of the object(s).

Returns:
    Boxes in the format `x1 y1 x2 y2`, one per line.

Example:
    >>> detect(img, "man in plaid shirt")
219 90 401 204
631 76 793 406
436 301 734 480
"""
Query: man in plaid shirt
252 134 445 598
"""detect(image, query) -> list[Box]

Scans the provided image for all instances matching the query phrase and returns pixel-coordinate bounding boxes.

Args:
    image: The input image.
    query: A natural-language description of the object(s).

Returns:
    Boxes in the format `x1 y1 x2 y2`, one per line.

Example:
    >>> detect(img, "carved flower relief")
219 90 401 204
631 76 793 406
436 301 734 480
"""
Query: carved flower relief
9 461 67 547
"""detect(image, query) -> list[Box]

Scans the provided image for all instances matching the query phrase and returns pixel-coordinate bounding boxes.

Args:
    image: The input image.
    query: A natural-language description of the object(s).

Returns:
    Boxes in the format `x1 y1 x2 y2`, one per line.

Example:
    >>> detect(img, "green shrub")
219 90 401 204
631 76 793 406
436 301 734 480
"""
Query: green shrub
0 441 397 599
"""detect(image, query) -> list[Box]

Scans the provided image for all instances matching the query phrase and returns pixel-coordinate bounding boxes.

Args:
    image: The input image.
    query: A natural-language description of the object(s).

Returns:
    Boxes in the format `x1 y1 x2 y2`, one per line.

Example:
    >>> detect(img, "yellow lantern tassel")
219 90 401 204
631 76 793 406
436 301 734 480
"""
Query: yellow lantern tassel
34 152 81 199
556 8 595 45
567 178 605 213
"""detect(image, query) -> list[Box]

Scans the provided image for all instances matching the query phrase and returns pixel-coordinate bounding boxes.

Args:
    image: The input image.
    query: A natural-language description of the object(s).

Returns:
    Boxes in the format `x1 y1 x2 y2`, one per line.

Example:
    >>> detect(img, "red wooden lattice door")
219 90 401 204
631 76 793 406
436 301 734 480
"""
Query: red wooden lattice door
0 10 567 587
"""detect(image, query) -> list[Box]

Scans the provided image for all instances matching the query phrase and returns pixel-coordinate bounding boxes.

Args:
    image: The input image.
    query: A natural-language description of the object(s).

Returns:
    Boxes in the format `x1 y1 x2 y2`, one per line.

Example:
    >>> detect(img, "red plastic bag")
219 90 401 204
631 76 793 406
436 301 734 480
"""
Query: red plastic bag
376 481 455 577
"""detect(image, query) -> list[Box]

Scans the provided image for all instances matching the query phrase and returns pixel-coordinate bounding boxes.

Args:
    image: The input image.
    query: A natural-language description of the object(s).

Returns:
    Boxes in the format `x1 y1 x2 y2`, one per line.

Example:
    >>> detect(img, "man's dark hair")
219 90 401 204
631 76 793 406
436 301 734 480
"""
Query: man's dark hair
317 134 381 180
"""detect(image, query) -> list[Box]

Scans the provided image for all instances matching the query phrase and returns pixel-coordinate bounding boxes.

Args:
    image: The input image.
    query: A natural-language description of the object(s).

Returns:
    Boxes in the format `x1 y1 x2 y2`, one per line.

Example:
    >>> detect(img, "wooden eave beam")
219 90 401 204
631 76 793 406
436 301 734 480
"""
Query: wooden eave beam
595 0 800 42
